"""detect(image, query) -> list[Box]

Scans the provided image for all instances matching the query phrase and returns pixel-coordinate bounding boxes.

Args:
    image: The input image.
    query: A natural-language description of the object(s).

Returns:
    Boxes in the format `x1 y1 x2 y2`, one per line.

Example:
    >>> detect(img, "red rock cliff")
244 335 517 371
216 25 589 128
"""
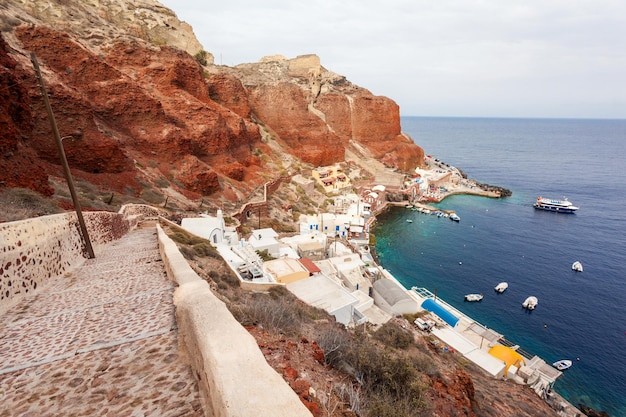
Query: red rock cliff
1 2 423 210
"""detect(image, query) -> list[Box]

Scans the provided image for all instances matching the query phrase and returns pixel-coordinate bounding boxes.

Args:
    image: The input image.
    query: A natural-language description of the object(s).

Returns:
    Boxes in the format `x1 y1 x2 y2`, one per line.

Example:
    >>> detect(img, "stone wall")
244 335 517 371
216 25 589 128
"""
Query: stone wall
156 225 312 417
0 204 160 306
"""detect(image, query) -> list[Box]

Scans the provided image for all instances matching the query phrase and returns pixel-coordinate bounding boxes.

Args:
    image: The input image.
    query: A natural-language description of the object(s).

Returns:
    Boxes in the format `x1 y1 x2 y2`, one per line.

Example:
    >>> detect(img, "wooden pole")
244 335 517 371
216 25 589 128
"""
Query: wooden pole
30 52 95 259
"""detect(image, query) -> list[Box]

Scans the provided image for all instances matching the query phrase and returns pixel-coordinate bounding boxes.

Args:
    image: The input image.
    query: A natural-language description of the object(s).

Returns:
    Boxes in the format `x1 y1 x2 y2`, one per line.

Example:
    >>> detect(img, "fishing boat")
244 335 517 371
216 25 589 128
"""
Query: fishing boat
533 196 579 213
494 282 508 293
553 359 572 371
464 293 483 302
522 296 538 310
572 261 583 272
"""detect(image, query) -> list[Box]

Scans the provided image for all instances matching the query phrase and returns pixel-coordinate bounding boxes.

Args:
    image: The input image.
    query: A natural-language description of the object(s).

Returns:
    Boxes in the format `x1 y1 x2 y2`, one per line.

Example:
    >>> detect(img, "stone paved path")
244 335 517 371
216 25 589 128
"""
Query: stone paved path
0 222 202 416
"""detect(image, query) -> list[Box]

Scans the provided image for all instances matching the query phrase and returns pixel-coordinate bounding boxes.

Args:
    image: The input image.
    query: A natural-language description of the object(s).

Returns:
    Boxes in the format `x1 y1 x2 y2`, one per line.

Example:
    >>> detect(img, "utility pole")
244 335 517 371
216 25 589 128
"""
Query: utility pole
30 52 95 259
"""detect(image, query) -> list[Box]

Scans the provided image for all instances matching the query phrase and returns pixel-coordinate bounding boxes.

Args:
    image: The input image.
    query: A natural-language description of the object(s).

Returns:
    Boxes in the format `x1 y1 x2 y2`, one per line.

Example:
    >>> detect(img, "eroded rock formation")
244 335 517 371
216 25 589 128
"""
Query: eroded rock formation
0 0 423 210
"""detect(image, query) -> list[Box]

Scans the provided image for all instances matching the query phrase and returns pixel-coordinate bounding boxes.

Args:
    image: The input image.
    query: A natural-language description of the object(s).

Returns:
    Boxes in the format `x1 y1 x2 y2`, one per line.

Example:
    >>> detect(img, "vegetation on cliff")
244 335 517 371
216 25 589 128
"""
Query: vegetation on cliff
164 223 560 417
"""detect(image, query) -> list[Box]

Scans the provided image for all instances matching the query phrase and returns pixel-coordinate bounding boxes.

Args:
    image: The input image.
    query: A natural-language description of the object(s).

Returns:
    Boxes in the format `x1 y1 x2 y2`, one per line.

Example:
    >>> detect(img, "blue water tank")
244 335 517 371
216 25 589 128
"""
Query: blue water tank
421 298 459 327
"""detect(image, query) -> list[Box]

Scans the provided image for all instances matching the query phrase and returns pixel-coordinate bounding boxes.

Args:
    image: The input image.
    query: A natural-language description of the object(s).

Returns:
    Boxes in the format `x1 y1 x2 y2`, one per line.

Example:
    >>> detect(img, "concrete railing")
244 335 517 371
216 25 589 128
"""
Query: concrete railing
156 224 312 417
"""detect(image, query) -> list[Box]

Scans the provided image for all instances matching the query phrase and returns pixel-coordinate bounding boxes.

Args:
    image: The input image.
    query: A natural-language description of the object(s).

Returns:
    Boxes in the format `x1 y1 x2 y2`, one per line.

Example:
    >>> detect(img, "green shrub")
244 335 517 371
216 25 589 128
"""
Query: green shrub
194 50 209 66
179 245 196 260
140 188 165 204
193 242 219 258
169 229 209 246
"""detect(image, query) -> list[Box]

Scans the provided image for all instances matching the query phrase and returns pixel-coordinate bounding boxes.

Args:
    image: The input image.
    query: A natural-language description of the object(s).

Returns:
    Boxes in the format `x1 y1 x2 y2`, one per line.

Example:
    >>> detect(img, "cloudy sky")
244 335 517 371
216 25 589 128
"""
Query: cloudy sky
159 0 625 119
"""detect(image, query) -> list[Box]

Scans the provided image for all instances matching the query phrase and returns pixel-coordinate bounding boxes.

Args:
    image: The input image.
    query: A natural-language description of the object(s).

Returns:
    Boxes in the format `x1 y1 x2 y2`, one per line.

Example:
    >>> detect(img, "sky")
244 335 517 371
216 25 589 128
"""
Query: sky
159 0 626 119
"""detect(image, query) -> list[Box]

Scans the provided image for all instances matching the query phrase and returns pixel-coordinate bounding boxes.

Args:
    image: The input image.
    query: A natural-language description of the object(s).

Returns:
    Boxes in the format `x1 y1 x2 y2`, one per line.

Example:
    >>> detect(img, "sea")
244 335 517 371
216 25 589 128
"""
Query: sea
373 116 626 416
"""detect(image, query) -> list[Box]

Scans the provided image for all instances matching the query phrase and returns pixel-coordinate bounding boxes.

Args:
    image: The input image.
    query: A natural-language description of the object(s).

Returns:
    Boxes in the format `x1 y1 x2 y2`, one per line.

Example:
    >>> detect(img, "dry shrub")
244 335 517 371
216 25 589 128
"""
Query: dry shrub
0 188 61 222
353 350 429 416
230 292 304 335
373 321 414 350
317 326 353 368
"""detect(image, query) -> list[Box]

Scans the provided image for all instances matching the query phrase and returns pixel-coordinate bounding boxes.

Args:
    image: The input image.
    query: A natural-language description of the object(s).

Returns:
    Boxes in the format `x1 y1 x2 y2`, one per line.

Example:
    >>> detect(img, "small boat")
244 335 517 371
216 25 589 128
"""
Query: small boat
522 296 538 310
494 282 509 293
406 219 413 223
464 293 483 302
572 261 583 272
450 213 461 222
533 196 579 213
552 359 572 371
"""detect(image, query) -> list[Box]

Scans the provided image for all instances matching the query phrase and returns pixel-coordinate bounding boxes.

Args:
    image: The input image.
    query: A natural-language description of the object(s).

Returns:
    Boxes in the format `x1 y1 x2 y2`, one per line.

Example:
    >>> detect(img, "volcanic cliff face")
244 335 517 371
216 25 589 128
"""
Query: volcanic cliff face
0 0 423 209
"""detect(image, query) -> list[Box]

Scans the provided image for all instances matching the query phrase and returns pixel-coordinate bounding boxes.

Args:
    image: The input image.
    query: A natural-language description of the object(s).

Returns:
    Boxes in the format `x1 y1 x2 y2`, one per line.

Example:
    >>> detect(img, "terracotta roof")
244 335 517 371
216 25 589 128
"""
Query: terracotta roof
298 257 321 274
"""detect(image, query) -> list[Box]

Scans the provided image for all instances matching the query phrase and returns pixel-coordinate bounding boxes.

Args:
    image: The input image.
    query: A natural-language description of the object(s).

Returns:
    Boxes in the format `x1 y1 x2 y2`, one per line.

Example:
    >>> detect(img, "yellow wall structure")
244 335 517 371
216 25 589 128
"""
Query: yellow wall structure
488 345 526 377
263 258 310 284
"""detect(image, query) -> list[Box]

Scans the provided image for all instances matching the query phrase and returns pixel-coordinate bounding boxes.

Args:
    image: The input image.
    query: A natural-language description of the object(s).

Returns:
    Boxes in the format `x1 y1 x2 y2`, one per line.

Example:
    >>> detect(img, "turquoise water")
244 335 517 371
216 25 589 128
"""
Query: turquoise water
373 117 626 416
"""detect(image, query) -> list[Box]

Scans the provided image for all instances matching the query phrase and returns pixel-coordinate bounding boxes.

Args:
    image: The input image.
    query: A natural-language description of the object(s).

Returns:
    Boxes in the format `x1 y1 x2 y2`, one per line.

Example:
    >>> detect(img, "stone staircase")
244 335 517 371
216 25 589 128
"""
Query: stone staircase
0 222 202 416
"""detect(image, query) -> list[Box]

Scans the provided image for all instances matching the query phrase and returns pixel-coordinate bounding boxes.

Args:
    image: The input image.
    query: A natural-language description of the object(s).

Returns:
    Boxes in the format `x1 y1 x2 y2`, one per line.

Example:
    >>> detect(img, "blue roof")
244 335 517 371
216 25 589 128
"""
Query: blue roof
421 298 459 327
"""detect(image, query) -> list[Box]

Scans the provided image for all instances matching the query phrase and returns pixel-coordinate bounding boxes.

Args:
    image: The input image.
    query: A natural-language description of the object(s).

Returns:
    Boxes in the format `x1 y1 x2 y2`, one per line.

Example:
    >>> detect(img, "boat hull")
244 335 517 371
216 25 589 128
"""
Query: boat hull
533 204 578 213
553 360 572 371
533 197 579 213
522 296 538 310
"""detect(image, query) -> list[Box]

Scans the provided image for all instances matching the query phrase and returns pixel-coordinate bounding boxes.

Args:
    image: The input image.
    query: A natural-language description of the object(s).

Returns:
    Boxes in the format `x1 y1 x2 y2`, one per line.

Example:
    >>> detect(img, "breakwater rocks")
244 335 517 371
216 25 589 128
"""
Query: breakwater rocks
456 169 512 197
477 183 512 197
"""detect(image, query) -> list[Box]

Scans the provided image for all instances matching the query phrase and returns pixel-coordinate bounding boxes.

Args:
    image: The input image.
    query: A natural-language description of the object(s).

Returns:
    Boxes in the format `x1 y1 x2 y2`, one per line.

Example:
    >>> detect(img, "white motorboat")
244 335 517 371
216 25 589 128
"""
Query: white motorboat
553 359 572 371
494 282 509 293
450 213 461 222
533 196 579 213
406 219 413 223
464 293 483 302
522 296 538 310
572 261 583 272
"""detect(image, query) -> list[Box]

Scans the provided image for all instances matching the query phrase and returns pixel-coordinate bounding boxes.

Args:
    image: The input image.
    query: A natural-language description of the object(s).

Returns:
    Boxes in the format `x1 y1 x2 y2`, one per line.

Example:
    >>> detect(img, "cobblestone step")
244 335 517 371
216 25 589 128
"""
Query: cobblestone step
0 224 202 416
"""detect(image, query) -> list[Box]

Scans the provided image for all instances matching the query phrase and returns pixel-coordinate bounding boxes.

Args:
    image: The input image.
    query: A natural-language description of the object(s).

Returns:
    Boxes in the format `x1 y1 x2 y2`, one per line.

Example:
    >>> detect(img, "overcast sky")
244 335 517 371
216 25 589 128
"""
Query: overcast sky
159 0 626 119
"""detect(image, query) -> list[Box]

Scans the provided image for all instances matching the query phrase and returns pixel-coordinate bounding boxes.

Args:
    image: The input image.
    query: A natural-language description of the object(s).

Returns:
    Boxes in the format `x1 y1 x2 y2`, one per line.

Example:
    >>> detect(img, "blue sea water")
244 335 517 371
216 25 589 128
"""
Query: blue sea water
373 117 626 416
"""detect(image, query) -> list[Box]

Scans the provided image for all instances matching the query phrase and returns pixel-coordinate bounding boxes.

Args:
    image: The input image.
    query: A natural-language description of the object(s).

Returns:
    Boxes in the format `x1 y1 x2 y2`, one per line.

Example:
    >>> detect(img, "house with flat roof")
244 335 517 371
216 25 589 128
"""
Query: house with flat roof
287 274 359 326
263 258 309 284
311 165 352 194
248 228 280 258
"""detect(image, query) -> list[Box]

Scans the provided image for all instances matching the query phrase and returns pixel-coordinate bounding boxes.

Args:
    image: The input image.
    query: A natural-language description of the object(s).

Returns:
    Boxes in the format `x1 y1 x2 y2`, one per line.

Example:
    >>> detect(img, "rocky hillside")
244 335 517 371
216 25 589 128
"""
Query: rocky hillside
0 0 423 215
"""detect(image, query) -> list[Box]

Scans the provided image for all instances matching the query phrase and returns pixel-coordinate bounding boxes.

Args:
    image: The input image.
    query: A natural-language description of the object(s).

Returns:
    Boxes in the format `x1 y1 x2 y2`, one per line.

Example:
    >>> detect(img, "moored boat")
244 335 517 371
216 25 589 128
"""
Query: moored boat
572 261 583 272
450 213 461 222
522 296 538 310
494 282 508 293
553 359 572 371
464 293 483 302
533 196 579 213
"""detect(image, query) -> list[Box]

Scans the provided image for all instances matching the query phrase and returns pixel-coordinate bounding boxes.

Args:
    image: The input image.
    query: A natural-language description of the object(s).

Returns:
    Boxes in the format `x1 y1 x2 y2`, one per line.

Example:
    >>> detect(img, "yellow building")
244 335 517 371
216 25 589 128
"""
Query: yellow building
311 165 351 193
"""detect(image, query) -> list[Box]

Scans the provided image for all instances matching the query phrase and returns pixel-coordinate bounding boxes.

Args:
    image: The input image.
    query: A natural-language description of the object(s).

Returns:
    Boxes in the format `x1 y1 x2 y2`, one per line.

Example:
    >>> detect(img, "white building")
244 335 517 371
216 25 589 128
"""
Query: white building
287 274 360 326
248 228 280 258
181 210 238 245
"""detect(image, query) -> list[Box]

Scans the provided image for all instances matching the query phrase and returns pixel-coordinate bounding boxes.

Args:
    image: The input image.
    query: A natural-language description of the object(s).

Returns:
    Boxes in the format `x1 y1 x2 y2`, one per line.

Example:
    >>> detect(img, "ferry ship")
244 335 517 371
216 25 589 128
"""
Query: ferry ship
533 197 579 213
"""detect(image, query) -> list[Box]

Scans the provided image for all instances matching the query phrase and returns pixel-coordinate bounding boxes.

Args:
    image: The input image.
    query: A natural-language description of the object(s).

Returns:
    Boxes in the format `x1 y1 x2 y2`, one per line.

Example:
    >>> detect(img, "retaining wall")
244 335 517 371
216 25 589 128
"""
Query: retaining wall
156 225 312 417
0 204 160 306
